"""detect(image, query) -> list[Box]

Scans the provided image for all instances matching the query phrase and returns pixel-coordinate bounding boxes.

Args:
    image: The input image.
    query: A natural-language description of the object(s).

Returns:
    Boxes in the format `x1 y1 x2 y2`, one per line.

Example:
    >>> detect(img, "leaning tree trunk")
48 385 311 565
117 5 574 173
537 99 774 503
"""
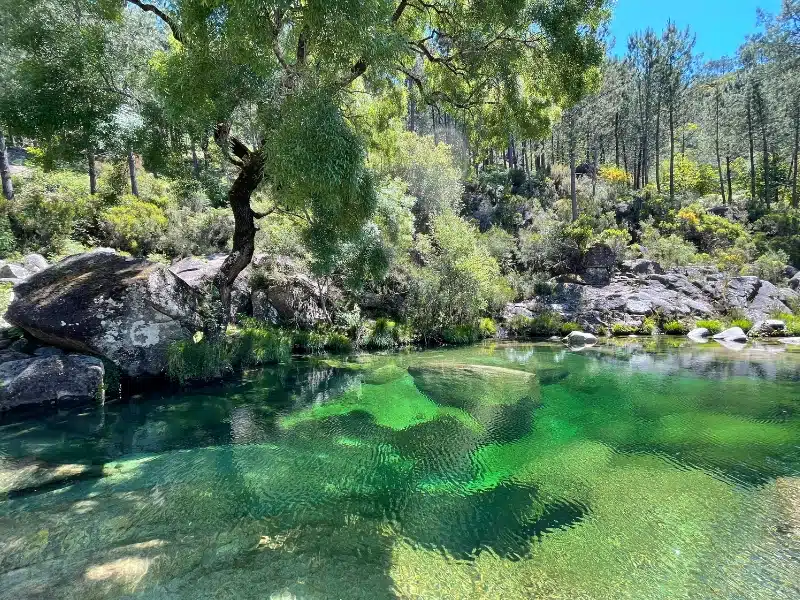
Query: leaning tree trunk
726 155 733 206
655 100 661 193
128 150 139 197
0 130 13 200
211 150 265 329
761 118 770 211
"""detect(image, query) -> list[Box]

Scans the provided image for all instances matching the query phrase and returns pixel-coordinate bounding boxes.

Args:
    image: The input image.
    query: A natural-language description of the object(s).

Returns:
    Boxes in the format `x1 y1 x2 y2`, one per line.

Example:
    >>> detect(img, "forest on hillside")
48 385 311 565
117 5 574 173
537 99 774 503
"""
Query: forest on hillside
0 0 798 356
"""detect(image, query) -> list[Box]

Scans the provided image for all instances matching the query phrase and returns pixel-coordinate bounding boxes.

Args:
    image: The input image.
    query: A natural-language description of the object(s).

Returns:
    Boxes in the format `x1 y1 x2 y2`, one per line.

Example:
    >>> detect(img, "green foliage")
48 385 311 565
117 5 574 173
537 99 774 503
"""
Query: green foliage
749 249 789 284
507 311 566 338
663 320 688 335
639 317 657 335
370 132 462 230
479 317 498 338
100 196 167 255
232 321 292 368
730 318 753 333
696 320 724 335
665 154 718 196
7 169 93 254
167 338 233 385
675 204 746 253
594 228 632 263
641 223 698 268
612 323 638 336
407 212 513 344
772 313 800 336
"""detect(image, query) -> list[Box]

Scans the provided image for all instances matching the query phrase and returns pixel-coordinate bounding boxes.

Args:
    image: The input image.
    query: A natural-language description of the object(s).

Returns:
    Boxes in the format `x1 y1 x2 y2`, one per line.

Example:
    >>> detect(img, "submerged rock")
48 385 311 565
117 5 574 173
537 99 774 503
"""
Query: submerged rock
0 354 104 411
7 250 204 377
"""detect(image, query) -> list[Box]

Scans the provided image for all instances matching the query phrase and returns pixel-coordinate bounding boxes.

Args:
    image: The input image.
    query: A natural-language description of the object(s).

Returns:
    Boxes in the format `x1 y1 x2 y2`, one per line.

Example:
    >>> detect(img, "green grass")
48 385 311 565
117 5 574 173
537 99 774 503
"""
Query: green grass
663 320 689 335
695 319 724 335
611 323 638 336
730 318 753 333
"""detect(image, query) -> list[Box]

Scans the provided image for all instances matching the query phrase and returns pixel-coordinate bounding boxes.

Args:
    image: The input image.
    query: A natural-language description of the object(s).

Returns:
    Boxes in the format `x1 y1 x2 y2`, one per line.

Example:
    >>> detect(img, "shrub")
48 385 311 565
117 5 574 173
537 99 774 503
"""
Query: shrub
663 320 688 335
232 323 292 367
479 317 498 338
749 249 789 284
695 319 724 335
612 323 638 336
368 318 397 349
7 170 93 254
442 324 481 345
407 212 513 344
639 317 657 335
676 203 746 252
507 314 533 336
560 321 581 335
101 196 167 255
641 223 698 268
730 318 753 333
598 165 631 190
594 228 632 264
167 338 232 385
324 332 353 354
775 313 800 336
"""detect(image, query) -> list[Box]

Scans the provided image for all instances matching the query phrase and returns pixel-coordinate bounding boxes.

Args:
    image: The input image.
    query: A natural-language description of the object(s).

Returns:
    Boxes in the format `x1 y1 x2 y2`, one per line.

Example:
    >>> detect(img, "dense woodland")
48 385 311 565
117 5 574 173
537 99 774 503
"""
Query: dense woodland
0 0 799 364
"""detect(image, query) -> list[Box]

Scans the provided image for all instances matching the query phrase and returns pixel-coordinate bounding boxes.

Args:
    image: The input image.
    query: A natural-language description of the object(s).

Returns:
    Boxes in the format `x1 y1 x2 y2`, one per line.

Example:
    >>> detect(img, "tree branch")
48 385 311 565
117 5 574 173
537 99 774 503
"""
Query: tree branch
213 123 246 168
127 0 184 43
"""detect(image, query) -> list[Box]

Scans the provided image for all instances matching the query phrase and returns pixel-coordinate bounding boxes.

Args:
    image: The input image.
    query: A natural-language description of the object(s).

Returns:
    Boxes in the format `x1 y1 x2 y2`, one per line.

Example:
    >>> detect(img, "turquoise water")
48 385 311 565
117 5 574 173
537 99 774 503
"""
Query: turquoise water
1 340 799 599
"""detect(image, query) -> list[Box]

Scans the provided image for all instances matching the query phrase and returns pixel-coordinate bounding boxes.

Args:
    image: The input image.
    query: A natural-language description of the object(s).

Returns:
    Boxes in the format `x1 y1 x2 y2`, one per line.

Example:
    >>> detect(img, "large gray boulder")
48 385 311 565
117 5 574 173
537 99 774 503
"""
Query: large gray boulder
0 263 31 279
6 251 205 377
563 331 597 347
22 253 48 274
170 254 252 319
0 354 104 411
249 257 336 328
581 243 616 287
790 272 800 291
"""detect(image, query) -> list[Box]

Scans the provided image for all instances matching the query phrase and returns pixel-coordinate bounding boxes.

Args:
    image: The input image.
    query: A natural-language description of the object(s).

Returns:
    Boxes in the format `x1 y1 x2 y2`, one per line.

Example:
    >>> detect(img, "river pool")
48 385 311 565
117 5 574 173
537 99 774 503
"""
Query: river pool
1 340 799 599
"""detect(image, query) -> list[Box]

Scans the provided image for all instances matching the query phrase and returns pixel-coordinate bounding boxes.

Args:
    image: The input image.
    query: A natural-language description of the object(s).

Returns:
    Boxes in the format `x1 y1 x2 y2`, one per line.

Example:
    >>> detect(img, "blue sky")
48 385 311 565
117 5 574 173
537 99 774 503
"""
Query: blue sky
609 0 783 60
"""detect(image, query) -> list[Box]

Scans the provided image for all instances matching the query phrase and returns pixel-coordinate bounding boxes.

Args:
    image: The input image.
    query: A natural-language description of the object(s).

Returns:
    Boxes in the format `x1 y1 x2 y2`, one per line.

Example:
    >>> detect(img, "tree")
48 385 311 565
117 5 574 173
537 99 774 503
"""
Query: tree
124 0 607 327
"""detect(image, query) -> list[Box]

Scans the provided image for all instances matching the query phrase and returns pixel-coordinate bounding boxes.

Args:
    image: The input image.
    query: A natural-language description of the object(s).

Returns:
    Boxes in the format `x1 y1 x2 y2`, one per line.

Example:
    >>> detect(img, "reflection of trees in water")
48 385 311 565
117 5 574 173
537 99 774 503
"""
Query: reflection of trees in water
583 342 800 381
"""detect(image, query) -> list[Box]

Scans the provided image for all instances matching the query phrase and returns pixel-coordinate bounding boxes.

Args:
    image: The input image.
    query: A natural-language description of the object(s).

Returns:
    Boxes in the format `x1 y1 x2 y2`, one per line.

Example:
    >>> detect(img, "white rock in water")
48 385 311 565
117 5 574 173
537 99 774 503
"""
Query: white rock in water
563 331 597 347
687 327 710 342
712 327 748 343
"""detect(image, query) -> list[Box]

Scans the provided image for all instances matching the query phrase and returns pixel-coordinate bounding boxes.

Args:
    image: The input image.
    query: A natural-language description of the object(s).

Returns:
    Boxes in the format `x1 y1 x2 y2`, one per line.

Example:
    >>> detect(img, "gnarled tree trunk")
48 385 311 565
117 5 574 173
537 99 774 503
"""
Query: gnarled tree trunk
211 148 265 329
128 150 139 197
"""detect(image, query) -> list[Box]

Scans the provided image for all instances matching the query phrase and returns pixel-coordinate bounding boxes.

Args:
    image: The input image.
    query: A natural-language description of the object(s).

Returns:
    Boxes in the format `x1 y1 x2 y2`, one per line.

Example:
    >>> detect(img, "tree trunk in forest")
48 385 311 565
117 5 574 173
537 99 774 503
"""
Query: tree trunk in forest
714 93 726 205
792 99 799 208
726 155 733 206
669 104 675 205
0 131 13 200
406 77 416 132
622 137 629 179
191 141 200 178
655 101 661 193
614 112 620 167
128 150 139 197
431 106 437 143
747 99 757 202
87 147 97 195
760 114 770 211
570 145 578 222
212 150 265 328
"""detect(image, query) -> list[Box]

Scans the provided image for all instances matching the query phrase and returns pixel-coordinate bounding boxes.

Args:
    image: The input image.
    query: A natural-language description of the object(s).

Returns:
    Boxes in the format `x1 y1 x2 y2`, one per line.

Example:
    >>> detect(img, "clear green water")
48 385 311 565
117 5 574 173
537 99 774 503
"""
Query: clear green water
1 341 799 599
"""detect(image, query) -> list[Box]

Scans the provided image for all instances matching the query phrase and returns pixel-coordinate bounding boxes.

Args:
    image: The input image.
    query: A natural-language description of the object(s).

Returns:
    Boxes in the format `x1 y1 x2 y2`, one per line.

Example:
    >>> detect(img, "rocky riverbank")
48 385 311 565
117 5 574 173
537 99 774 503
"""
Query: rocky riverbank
504 259 800 332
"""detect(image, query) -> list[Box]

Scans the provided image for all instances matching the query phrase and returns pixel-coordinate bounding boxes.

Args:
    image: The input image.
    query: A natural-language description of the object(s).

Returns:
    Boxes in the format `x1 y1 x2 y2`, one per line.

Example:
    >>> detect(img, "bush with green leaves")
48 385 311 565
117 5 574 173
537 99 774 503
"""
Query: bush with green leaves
612 323 638 336
7 169 93 254
594 228 631 264
695 320 724 335
100 196 168 255
675 204 747 253
749 249 789 284
369 131 462 231
406 212 513 344
663 320 689 335
730 318 753 333
639 317 657 335
640 223 698 268
506 311 566 338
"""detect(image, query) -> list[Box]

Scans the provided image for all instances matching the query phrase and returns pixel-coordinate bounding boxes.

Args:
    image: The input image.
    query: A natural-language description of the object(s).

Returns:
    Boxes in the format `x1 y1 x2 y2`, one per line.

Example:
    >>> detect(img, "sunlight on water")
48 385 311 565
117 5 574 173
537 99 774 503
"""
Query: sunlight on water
0 340 798 599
